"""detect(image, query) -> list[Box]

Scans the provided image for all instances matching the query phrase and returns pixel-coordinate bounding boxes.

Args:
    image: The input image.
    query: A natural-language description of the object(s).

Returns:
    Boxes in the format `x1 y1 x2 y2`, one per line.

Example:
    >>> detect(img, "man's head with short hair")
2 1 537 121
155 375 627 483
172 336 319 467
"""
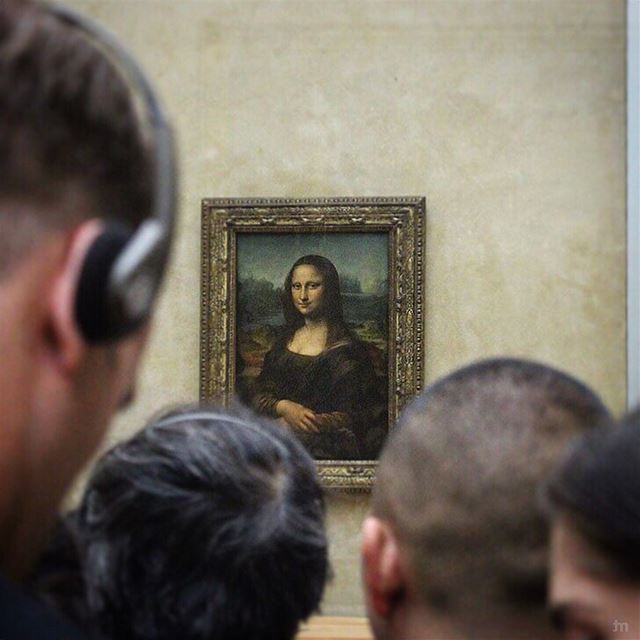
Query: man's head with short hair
0 0 165 580
34 406 329 640
362 358 610 640
545 410 640 640
0 0 152 273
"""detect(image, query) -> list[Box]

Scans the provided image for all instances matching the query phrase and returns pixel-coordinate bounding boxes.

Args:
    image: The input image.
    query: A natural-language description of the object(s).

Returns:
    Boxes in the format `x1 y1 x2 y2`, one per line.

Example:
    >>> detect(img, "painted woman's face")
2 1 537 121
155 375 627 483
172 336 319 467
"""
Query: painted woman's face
291 264 325 318
549 516 640 640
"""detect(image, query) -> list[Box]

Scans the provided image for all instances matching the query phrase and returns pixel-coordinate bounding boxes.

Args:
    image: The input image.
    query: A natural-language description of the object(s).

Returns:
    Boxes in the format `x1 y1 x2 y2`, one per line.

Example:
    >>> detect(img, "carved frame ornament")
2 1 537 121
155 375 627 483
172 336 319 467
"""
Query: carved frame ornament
200 197 425 489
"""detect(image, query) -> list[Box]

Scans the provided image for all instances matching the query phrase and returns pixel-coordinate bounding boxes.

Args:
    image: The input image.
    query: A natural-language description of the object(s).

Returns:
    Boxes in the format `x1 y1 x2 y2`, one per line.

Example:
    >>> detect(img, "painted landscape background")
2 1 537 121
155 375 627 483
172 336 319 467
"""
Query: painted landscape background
235 232 389 407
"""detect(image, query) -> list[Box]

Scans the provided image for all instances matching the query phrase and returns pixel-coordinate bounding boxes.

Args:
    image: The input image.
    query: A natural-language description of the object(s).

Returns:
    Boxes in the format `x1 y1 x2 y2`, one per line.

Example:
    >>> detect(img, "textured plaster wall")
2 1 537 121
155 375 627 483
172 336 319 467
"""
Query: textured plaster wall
64 0 626 615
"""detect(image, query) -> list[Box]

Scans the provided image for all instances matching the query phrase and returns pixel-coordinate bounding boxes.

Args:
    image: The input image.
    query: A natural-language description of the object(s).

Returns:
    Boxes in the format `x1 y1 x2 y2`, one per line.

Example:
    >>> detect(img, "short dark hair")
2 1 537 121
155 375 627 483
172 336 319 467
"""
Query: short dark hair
372 358 610 613
544 409 640 582
0 0 152 272
34 405 329 640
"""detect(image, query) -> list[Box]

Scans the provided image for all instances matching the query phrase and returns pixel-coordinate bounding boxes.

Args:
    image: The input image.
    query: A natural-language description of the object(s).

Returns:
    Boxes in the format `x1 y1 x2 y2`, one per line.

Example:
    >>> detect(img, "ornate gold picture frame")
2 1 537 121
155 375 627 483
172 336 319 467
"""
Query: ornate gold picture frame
200 197 424 489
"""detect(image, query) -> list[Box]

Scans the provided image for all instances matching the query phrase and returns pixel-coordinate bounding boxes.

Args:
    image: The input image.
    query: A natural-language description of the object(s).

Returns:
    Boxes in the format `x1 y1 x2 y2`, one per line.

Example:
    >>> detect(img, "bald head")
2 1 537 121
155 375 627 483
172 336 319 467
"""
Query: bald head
370 358 609 630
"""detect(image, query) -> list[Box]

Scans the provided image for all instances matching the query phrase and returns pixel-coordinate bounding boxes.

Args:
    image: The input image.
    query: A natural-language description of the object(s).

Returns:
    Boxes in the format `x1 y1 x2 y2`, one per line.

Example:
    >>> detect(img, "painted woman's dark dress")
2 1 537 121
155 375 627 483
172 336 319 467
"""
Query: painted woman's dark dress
252 336 386 459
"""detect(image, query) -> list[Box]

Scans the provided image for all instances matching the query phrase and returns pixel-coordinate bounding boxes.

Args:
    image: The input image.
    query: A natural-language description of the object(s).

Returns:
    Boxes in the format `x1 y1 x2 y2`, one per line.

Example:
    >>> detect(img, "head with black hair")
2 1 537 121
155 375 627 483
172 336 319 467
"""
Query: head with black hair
34 405 329 640
362 358 610 640
545 410 640 640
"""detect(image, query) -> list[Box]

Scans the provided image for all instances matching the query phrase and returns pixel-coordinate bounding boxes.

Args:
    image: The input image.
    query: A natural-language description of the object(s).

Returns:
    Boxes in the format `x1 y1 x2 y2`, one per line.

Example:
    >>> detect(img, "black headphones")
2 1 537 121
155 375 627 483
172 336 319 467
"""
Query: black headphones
50 4 177 343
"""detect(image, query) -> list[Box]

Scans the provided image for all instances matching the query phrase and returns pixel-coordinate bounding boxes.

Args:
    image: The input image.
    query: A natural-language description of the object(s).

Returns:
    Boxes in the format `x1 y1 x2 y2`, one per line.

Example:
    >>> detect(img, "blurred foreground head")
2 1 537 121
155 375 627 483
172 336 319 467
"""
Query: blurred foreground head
363 358 610 640
545 409 640 640
34 406 329 640
0 0 164 580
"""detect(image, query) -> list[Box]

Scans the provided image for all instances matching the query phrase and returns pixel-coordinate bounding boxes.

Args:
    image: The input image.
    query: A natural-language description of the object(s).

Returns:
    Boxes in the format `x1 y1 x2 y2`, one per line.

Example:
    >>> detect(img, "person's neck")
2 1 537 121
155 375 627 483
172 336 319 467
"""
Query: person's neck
0 453 25 581
0 236 73 582
0 443 29 582
0 413 61 583
382 601 461 640
0 289 34 582
384 603 557 640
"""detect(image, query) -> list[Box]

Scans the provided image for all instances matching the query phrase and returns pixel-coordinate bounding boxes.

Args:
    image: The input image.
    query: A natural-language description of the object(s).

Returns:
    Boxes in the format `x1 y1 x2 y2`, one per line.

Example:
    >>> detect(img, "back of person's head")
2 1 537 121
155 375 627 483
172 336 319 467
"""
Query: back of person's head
363 358 610 640
0 0 152 273
36 406 329 640
0 0 175 340
0 0 175 581
544 409 640 640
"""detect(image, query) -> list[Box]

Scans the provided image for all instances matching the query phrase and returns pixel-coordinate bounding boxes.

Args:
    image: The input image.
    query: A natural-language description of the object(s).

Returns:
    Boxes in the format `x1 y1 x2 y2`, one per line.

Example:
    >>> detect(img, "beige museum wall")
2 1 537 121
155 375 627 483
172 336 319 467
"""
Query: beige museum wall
64 0 626 616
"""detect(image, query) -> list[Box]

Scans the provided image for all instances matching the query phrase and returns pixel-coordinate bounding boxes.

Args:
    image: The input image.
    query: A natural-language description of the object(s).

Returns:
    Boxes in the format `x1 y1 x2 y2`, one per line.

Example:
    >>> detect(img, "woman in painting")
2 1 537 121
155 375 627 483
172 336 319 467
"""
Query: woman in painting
251 254 386 460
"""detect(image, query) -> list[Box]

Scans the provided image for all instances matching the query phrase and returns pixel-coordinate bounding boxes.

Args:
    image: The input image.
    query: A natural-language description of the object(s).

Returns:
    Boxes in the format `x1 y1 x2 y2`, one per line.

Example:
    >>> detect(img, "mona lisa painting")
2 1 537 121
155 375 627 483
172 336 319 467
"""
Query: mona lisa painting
200 197 424 488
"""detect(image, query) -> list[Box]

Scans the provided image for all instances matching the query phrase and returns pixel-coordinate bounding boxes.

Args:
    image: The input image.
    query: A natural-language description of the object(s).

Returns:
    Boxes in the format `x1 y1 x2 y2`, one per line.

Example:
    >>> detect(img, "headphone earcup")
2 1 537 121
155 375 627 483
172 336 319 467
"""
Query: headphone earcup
75 225 132 343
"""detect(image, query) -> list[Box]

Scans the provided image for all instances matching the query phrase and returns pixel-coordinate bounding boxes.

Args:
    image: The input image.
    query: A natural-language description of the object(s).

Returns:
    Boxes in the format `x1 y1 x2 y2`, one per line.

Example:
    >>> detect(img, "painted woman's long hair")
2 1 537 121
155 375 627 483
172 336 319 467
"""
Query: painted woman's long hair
281 254 354 347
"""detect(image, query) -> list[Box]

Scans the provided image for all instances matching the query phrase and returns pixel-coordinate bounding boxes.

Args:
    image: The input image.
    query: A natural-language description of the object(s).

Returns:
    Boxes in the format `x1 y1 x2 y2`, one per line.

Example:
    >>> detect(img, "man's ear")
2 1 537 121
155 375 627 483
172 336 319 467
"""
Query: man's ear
46 220 104 374
361 516 406 619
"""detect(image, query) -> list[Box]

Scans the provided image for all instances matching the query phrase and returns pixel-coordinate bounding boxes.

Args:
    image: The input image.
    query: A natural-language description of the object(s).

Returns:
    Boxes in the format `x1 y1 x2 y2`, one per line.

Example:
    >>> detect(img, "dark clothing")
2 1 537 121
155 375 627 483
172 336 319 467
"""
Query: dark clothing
29 515 90 635
0 572 84 640
252 336 387 459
